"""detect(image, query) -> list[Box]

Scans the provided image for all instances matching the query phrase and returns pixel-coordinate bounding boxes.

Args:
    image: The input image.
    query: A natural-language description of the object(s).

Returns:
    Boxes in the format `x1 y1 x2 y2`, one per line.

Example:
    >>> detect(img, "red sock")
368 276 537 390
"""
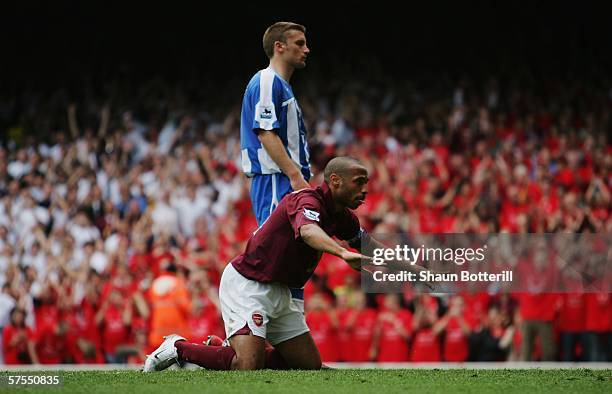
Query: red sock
265 347 289 370
175 340 289 370
175 341 235 370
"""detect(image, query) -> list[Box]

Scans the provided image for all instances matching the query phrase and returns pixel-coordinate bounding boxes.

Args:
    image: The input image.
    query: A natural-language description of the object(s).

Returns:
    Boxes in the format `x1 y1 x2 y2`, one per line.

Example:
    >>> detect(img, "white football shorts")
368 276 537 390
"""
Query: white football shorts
219 262 309 345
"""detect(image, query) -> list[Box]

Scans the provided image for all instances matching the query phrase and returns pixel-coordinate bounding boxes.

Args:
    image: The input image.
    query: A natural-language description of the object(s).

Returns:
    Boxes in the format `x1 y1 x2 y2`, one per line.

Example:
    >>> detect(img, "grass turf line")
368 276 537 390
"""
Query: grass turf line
1 369 610 394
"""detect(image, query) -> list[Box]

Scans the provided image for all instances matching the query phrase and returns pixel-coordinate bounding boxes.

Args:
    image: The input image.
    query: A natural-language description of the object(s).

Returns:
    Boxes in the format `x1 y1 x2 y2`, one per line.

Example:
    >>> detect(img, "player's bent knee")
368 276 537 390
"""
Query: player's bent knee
232 355 265 370
301 354 322 370
301 360 322 370
286 350 322 370
229 332 266 370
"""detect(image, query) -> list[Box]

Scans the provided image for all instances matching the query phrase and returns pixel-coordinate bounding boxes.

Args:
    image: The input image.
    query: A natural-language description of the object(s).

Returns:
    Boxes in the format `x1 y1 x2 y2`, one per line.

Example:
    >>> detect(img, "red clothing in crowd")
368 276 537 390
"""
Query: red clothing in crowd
316 254 358 291
101 305 130 355
128 251 153 279
2 325 36 364
539 190 560 216
418 207 442 233
336 308 353 361
517 257 559 321
74 300 102 346
35 304 59 332
35 321 72 364
188 314 223 345
346 308 378 362
306 310 338 362
499 200 529 232
188 298 223 345
66 311 104 364
377 310 412 362
558 293 586 332
443 318 470 362
584 293 611 332
519 293 559 322
411 327 441 362
554 167 575 189
460 292 490 328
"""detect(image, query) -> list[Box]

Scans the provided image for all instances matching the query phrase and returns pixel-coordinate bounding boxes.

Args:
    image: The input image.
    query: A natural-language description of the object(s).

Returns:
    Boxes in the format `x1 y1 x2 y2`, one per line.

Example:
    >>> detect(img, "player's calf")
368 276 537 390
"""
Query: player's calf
204 332 289 370
144 331 291 371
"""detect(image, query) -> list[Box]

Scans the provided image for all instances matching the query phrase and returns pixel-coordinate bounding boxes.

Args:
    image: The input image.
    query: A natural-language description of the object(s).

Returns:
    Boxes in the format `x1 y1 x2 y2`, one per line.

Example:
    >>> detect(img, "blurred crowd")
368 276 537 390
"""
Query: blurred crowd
0 69 610 365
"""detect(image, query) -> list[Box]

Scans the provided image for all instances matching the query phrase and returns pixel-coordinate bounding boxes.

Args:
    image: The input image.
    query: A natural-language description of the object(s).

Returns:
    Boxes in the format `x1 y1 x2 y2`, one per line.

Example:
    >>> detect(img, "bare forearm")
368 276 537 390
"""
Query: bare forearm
133 293 150 318
27 341 39 364
122 308 133 325
94 306 107 325
433 315 450 335
300 224 346 257
458 317 471 335
258 131 303 179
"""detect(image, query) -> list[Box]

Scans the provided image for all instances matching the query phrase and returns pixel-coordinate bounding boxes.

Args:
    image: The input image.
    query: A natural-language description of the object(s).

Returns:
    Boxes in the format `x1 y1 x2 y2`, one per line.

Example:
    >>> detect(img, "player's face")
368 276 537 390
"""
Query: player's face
281 30 309 69
340 166 369 210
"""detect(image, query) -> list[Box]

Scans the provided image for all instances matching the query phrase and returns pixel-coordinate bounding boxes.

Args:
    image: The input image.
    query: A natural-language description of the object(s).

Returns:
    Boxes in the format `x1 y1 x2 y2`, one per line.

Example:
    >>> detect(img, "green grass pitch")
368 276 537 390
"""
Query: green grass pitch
1 369 611 393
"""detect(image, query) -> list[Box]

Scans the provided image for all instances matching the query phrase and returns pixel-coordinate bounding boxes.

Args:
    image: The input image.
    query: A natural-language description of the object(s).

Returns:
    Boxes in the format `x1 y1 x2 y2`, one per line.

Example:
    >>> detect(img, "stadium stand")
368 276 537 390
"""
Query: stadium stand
1 66 609 365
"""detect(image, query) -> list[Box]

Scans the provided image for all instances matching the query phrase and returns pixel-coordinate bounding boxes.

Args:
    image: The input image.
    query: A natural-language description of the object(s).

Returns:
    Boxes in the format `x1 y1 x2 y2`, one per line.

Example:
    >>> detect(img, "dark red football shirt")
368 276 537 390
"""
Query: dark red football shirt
231 182 360 288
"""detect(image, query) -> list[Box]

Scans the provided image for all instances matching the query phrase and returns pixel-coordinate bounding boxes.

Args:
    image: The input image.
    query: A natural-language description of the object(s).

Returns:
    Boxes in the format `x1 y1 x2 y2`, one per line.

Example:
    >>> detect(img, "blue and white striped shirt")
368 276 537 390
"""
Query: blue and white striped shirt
240 67 311 179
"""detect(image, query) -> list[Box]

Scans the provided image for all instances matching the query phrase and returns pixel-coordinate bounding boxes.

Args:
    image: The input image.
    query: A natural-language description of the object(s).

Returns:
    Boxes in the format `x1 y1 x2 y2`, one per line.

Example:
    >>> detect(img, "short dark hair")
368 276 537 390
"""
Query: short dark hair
263 22 306 59
324 157 365 183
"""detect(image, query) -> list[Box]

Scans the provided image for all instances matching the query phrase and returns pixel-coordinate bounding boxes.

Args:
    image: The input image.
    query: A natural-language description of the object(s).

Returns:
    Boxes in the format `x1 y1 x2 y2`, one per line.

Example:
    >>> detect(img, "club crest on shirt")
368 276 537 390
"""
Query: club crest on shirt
252 312 264 327
303 209 320 222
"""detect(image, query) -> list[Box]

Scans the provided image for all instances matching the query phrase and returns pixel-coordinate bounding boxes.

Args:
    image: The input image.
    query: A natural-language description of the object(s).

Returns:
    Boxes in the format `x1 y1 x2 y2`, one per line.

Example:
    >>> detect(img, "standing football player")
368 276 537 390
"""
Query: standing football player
240 21 312 226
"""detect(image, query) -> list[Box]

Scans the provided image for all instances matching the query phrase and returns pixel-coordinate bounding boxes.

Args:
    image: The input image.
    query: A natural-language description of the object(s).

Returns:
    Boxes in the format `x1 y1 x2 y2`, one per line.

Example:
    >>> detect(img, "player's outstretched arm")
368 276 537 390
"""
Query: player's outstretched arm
258 130 310 190
352 231 427 274
300 223 370 270
351 230 439 289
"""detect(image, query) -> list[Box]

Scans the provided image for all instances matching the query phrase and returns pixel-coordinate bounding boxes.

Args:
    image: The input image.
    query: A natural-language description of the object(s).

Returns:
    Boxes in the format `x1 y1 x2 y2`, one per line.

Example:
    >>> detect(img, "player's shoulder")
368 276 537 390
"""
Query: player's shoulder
285 187 325 208
245 70 263 92
289 187 322 199
246 68 283 96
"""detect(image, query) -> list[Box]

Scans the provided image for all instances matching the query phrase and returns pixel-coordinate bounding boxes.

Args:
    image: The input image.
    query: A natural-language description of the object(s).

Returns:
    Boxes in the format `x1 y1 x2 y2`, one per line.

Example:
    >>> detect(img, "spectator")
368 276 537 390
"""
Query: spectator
305 292 339 363
147 263 192 348
35 296 74 364
558 293 587 361
0 64 610 365
2 307 38 364
436 296 471 362
95 288 132 363
411 303 442 362
371 294 412 362
584 293 611 362
517 251 559 361
187 270 223 344
469 305 514 361
342 292 377 362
